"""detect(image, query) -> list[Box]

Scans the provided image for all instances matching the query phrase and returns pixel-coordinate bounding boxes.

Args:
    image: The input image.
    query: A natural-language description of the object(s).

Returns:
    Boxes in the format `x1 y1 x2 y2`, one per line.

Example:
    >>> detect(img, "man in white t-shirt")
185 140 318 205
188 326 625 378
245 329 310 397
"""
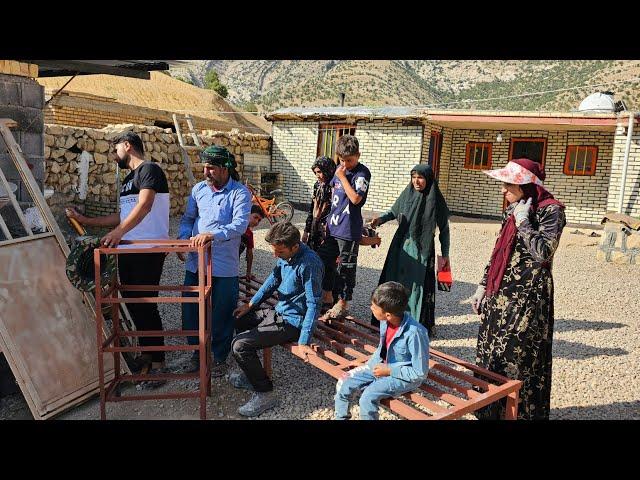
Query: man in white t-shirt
66 131 170 387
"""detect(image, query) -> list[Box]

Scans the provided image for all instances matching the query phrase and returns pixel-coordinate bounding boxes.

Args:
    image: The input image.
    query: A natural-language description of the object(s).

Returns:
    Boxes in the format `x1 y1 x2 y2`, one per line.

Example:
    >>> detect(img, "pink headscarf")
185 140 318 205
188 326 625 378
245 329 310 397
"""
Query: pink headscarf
485 158 564 297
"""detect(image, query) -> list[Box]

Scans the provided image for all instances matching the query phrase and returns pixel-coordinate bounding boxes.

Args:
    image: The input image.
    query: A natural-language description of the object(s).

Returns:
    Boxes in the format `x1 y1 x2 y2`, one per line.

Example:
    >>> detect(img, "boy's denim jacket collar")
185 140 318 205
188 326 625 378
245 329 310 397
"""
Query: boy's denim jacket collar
366 311 430 384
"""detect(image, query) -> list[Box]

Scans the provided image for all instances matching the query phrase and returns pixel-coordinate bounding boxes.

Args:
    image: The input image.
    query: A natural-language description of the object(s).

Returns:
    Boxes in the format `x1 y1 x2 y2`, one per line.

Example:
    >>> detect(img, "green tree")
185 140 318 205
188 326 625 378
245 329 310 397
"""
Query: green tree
204 69 228 98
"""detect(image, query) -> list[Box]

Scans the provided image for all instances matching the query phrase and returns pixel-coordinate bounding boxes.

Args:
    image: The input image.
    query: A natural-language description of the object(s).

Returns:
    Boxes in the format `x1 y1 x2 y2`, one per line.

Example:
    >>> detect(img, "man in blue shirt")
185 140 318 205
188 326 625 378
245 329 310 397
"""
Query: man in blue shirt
317 134 371 320
230 222 324 417
178 145 251 376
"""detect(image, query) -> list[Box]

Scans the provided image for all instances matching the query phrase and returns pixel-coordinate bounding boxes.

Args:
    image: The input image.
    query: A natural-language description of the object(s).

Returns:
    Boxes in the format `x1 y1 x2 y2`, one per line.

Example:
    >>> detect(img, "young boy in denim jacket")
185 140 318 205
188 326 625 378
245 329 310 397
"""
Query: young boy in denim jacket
334 281 430 420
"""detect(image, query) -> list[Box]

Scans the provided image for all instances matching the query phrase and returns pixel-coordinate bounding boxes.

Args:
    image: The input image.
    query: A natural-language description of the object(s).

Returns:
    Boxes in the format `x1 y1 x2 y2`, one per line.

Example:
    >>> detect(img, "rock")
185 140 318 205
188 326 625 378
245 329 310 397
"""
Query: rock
168 144 179 154
44 146 51 158
48 125 63 135
50 162 60 174
93 131 105 141
151 151 162 162
73 129 85 138
62 127 75 136
51 148 65 159
626 233 640 251
64 151 76 161
54 136 66 148
95 140 110 153
44 135 55 147
85 139 95 151
102 172 117 184
101 185 111 196
94 152 108 165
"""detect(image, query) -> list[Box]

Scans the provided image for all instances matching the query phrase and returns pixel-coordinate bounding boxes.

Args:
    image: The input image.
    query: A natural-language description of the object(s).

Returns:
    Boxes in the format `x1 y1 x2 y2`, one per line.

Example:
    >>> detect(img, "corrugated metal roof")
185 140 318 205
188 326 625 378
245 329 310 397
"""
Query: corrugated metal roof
265 106 424 121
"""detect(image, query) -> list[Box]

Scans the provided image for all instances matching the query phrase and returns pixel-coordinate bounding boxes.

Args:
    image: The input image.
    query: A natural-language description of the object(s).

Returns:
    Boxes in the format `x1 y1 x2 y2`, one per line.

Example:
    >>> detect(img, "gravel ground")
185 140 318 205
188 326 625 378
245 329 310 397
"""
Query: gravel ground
1 211 638 420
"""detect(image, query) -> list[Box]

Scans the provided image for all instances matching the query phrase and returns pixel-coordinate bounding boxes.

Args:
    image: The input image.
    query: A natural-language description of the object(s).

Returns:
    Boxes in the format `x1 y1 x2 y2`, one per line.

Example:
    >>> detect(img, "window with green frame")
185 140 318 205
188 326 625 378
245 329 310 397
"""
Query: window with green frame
317 124 356 162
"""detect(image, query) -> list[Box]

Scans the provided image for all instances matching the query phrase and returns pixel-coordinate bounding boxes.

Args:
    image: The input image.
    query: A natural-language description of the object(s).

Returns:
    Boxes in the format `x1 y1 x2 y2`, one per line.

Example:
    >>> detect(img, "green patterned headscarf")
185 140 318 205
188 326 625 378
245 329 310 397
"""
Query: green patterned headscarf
199 145 237 169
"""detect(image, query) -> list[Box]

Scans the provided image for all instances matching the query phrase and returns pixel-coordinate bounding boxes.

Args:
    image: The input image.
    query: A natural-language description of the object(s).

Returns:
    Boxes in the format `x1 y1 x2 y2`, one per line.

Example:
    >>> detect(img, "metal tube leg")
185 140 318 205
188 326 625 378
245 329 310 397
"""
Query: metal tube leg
198 245 207 420
95 248 106 420
505 391 519 420
264 347 272 378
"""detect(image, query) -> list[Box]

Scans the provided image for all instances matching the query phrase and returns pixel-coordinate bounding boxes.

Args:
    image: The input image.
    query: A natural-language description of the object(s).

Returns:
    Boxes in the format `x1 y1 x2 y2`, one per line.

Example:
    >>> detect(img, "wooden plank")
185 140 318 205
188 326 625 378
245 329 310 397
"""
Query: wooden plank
0 211 13 240
173 114 186 147
0 236 115 419
0 231 53 247
0 154 33 236
185 115 202 147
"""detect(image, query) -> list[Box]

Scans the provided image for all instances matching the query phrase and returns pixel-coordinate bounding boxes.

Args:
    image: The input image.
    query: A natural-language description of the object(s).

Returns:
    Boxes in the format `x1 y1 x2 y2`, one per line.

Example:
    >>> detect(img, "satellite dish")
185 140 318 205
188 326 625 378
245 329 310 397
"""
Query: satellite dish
578 92 616 112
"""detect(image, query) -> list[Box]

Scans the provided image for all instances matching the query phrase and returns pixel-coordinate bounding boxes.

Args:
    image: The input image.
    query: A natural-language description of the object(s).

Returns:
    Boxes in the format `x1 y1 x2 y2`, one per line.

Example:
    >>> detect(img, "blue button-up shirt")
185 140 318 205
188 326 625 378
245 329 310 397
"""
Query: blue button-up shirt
367 312 430 384
250 242 324 345
178 178 251 277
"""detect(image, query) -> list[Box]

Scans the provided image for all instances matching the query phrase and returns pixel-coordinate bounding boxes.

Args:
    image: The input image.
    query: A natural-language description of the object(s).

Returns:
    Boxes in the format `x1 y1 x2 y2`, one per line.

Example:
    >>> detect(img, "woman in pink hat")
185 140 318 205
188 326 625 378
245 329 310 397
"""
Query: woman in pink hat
470 158 566 420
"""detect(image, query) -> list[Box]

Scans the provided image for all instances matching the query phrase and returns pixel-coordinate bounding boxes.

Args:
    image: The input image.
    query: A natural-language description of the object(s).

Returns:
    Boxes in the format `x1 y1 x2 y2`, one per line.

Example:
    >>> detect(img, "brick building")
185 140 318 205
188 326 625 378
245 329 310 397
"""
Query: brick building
266 107 640 226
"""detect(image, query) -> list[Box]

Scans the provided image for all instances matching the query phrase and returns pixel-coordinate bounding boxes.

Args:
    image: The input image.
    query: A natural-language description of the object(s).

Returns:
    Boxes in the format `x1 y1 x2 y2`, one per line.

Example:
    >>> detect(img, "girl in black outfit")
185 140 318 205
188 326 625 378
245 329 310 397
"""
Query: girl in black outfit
302 156 336 251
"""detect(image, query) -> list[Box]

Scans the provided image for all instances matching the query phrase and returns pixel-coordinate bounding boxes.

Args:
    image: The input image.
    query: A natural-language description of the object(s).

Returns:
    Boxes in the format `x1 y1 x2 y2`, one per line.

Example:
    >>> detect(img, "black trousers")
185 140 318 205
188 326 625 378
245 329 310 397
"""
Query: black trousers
231 309 300 392
118 252 166 363
317 235 359 301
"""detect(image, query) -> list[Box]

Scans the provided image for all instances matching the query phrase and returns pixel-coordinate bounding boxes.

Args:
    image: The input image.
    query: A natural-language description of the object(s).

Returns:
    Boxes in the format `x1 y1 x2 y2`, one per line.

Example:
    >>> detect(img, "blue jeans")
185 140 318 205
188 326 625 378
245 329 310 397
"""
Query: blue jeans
182 270 238 363
334 364 421 420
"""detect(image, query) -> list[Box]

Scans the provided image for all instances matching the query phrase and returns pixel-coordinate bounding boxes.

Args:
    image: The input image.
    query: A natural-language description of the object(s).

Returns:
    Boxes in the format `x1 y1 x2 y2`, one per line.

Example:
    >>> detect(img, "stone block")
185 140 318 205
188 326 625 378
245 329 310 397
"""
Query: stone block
95 140 109 153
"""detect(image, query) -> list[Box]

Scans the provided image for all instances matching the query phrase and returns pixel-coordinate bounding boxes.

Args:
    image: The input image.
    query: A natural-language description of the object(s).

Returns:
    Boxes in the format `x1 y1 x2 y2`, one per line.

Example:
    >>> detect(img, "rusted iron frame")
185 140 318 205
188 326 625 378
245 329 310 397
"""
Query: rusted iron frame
95 239 213 420
239 276 523 420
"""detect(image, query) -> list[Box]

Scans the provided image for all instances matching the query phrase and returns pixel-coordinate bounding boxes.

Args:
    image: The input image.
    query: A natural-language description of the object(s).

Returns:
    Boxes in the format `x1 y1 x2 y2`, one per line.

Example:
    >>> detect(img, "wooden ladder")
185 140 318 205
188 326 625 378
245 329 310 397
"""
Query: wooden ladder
172 113 199 185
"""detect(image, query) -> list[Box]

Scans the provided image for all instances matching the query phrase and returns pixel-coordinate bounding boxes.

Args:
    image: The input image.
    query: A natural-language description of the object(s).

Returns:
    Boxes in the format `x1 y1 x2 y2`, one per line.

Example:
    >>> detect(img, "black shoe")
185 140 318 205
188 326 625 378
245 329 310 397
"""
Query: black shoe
125 353 152 374
181 352 200 373
136 366 169 391
427 326 436 338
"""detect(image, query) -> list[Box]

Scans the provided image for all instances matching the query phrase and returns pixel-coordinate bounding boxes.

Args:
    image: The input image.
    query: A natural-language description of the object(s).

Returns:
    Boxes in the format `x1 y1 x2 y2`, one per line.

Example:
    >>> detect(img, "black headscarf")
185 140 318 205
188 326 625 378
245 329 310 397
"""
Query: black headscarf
311 156 337 183
388 164 449 258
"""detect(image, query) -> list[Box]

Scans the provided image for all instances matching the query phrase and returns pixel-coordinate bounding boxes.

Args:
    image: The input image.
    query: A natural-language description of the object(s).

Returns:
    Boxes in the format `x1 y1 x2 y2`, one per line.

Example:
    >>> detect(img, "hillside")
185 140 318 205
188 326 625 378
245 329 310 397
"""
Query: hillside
38 71 271 133
170 60 640 113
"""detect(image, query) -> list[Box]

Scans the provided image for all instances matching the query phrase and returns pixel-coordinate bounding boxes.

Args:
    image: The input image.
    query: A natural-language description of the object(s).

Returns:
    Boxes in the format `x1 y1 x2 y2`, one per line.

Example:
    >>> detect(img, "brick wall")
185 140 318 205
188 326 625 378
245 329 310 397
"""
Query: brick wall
441 128 614 225
44 104 147 129
271 121 320 204
357 120 423 211
606 118 640 218
271 119 423 212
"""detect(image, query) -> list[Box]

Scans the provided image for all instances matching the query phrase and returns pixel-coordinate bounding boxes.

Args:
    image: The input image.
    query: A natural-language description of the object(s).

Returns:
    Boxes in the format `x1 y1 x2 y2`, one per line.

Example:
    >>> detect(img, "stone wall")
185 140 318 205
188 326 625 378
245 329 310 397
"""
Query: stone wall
43 123 271 217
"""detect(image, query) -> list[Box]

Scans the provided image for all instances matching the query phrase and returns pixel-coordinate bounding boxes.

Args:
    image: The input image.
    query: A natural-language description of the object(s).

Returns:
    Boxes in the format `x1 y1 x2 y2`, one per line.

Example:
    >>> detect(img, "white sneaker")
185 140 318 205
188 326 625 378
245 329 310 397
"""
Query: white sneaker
238 391 277 417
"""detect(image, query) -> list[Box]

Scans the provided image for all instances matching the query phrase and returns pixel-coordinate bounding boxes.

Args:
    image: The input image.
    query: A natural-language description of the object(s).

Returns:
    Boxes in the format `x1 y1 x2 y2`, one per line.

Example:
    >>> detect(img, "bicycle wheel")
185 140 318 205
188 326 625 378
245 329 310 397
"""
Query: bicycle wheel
270 202 295 223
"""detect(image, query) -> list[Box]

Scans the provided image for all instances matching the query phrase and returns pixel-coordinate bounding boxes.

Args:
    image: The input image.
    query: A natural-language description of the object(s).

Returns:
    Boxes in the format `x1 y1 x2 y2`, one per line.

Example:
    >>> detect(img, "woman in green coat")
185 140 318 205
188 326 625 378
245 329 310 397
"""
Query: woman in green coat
370 164 451 337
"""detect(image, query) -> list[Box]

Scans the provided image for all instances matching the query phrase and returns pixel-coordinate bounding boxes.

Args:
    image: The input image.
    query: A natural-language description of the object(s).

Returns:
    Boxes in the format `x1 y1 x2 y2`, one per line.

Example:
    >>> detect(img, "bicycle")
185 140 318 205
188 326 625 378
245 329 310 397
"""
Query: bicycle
245 181 295 225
